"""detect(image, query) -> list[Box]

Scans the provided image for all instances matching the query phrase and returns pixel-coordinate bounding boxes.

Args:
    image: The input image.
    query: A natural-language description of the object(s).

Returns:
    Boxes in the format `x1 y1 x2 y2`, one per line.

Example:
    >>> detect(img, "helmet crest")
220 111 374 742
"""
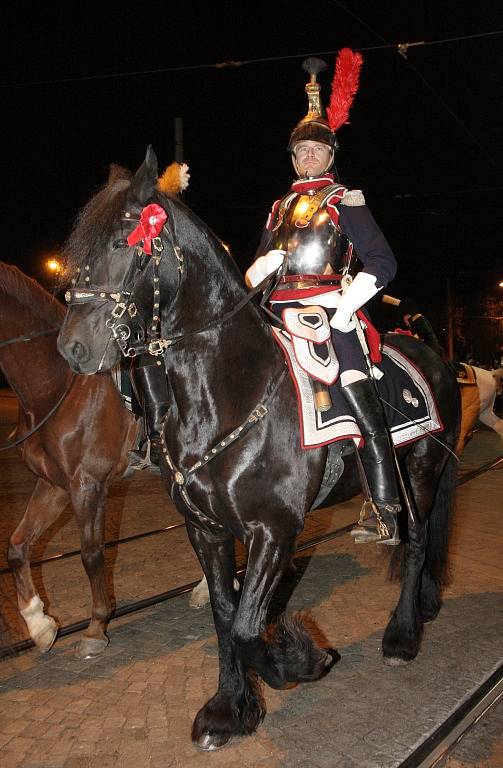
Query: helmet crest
288 48 363 153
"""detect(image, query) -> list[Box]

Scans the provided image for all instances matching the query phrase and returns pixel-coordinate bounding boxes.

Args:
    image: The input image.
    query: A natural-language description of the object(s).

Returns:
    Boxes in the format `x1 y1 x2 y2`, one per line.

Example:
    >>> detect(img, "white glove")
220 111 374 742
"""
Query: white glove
330 272 381 332
245 249 285 288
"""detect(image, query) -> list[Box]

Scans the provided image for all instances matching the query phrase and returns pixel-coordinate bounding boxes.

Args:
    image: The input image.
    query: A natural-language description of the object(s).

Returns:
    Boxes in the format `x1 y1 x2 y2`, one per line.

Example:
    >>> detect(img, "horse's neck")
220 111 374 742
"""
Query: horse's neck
164 300 282 445
0 333 71 418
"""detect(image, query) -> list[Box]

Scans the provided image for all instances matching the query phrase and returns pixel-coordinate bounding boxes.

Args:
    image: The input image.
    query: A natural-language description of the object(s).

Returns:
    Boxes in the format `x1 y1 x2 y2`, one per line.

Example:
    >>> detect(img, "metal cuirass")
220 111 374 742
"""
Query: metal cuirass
272 192 353 276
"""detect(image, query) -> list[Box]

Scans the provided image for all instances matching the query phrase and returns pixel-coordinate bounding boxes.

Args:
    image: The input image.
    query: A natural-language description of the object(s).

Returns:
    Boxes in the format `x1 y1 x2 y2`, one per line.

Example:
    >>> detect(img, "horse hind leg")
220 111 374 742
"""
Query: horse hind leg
231 525 337 691
383 450 456 664
8 479 66 652
189 574 240 609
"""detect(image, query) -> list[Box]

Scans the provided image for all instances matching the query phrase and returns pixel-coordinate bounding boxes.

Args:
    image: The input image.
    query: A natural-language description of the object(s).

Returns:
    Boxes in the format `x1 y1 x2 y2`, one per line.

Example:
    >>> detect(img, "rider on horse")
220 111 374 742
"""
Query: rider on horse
246 51 401 545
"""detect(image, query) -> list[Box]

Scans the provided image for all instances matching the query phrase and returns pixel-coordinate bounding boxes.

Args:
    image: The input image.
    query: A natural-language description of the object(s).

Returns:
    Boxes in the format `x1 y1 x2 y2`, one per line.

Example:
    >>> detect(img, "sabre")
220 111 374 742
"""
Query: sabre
341 276 420 529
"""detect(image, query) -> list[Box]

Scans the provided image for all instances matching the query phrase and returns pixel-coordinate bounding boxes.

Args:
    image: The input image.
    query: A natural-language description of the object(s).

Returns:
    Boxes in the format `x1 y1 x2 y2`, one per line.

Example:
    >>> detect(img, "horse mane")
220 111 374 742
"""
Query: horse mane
0 261 65 326
61 173 131 280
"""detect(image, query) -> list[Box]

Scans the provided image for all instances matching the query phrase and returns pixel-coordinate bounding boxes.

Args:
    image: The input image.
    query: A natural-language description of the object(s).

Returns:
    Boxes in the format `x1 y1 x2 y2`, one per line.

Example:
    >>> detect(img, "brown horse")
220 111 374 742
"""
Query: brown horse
0 261 139 658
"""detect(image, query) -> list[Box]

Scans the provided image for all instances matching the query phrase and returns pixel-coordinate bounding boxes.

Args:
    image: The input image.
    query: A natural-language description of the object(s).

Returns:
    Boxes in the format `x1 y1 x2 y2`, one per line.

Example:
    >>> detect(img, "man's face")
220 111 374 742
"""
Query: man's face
293 140 332 177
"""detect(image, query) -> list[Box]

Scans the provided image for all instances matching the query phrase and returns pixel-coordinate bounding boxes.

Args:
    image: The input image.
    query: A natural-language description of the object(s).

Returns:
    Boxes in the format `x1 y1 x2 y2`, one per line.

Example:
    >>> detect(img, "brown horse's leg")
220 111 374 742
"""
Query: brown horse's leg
70 479 110 659
8 479 67 652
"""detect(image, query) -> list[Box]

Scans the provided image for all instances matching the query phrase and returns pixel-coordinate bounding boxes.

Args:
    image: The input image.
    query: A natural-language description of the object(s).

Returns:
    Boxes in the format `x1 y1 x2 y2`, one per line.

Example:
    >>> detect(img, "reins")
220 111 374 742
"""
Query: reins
0 373 77 451
0 326 61 349
0 326 77 451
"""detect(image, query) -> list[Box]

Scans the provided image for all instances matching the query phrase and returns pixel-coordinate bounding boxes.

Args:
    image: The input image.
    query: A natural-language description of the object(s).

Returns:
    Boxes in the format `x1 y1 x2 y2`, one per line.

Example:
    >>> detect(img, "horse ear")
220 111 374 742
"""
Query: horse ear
128 146 159 205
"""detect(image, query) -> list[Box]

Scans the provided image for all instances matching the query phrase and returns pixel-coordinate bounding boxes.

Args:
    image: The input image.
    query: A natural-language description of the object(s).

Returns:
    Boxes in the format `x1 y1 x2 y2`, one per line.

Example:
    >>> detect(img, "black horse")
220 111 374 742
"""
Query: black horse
58 147 460 750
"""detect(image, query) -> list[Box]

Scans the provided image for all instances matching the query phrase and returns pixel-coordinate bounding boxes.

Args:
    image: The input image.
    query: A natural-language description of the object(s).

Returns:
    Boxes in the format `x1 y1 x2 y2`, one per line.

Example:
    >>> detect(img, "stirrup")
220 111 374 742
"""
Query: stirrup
123 440 161 477
351 501 400 546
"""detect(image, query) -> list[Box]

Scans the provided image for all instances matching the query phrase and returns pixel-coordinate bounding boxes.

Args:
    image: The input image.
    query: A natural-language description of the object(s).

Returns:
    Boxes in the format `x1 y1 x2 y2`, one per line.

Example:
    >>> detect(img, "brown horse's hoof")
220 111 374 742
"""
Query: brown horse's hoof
33 617 58 653
77 635 109 659
196 732 233 751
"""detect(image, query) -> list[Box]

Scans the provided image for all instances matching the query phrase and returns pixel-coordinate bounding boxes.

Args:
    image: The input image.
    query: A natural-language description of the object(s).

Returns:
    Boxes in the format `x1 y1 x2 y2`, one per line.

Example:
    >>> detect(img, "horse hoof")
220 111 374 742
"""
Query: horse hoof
323 648 341 670
383 655 411 667
33 617 58 653
189 580 210 609
77 636 109 659
196 732 232 751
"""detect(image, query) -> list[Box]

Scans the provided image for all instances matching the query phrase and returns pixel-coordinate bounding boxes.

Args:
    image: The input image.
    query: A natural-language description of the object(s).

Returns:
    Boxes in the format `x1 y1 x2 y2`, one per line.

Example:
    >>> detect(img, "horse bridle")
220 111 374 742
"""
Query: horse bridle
64 198 276 360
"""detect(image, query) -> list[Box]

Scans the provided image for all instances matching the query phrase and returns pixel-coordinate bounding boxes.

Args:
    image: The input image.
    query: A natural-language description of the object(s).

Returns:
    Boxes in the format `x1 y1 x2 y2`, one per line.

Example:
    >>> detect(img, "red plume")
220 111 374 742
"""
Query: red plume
326 48 363 132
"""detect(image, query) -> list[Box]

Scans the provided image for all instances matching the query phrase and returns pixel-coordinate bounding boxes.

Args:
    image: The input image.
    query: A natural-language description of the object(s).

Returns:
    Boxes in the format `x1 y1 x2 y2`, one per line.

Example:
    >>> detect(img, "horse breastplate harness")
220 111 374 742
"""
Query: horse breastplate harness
271 187 353 278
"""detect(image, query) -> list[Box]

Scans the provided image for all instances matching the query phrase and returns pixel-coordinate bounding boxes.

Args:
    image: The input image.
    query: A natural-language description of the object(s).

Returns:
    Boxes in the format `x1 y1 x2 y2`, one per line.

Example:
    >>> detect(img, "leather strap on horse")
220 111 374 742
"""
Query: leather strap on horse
158 368 288 533
0 326 61 349
0 374 77 451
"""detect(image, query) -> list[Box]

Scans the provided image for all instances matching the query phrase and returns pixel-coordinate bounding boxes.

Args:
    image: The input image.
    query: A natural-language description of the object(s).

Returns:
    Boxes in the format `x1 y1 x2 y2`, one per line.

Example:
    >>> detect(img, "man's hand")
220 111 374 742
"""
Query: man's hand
330 272 381 332
245 249 285 288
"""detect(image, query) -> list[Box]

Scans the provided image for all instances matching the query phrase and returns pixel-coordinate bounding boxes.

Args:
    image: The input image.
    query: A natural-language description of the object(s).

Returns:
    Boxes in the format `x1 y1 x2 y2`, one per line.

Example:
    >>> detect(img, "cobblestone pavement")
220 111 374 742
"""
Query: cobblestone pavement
1 390 502 767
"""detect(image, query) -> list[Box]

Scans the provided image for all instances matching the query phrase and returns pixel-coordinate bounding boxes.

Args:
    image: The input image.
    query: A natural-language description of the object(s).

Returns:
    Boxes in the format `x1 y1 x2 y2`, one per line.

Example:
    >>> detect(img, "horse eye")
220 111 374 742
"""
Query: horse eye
113 238 129 250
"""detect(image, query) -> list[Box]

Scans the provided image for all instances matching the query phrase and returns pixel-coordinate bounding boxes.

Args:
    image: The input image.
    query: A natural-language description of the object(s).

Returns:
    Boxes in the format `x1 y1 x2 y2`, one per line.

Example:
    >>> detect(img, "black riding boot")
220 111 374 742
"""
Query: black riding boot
341 378 401 545
128 359 170 471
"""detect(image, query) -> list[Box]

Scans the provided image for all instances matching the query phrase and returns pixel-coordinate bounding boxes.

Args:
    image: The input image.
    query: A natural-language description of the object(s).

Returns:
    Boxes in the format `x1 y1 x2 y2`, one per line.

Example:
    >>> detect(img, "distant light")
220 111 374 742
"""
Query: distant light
46 258 61 273
499 280 503 288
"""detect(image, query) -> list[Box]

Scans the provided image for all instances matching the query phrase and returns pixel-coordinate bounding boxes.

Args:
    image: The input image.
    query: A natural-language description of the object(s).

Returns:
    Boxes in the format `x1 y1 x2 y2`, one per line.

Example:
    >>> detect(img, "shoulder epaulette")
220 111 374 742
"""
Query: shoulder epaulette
340 189 366 206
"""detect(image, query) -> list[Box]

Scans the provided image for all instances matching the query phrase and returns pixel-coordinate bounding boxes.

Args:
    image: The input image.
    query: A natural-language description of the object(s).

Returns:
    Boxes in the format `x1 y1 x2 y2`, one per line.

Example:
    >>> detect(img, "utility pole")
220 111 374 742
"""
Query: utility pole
174 117 184 163
446 275 454 360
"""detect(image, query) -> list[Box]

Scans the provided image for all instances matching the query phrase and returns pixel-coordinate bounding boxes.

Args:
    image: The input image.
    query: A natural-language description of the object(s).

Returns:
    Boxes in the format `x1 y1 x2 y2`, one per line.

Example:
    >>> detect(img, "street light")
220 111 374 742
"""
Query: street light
46 257 62 275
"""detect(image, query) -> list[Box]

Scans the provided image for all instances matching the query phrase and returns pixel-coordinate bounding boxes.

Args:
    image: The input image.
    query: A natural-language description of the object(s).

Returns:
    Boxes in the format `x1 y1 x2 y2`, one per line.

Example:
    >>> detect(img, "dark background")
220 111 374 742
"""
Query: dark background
3 1 503 361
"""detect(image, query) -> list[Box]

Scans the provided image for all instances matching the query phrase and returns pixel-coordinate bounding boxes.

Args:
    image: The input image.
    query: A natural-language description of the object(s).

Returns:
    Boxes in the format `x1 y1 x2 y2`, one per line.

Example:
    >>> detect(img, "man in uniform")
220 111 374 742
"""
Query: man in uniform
246 51 401 544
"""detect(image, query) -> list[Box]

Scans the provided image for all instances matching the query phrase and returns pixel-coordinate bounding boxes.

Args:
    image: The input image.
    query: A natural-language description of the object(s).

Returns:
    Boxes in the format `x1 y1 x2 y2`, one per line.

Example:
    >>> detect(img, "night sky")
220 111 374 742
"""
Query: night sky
4 1 503 354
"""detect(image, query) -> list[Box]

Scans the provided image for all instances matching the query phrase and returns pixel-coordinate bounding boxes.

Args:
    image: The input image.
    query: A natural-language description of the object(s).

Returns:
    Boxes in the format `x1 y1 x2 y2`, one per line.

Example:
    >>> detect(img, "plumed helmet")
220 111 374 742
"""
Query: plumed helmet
288 49 363 154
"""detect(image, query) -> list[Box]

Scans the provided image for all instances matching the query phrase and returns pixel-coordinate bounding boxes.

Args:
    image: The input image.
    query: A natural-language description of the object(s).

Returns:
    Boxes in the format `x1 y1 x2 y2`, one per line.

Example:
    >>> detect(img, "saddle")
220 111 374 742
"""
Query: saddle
453 362 477 386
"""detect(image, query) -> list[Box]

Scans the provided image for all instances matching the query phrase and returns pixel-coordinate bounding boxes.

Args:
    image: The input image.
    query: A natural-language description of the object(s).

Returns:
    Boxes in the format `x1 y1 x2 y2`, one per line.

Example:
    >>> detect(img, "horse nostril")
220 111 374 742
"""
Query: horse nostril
71 341 90 364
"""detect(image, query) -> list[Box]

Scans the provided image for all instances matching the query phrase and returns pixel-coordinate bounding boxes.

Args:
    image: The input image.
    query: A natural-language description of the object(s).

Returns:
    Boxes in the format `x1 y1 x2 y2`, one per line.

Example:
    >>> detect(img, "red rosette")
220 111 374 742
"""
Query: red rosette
127 204 167 255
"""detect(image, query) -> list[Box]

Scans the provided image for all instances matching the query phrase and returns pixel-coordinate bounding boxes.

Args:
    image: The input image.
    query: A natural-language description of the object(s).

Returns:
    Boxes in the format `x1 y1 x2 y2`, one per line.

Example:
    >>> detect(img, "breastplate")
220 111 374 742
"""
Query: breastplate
272 193 352 276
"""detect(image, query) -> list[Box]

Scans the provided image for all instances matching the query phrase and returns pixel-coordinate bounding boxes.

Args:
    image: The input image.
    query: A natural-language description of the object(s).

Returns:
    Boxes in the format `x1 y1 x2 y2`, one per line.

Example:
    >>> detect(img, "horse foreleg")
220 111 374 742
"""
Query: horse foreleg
8 479 66 652
478 404 503 439
186 523 265 751
232 525 336 690
71 479 110 659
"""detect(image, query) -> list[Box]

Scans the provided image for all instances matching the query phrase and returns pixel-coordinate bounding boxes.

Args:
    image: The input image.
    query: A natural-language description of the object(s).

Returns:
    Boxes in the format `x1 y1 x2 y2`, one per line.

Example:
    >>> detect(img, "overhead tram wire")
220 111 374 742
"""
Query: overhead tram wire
1 30 502 90
327 0 501 172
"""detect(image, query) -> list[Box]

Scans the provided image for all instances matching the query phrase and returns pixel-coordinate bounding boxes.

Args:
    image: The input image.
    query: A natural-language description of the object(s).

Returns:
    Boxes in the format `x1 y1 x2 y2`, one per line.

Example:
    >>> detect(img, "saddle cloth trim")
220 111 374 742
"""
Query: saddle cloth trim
272 328 363 449
379 343 444 446
273 329 444 450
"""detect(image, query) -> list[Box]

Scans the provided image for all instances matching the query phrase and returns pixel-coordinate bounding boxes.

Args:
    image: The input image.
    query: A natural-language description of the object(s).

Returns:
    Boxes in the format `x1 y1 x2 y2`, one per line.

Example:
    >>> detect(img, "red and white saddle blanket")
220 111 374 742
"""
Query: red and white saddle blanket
272 314 443 450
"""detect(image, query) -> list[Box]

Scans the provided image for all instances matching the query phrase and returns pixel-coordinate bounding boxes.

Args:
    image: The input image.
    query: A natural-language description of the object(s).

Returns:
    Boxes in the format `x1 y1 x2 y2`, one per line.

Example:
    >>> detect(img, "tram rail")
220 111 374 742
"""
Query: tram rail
1 454 502 766
1 455 501 579
1 454 501 660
